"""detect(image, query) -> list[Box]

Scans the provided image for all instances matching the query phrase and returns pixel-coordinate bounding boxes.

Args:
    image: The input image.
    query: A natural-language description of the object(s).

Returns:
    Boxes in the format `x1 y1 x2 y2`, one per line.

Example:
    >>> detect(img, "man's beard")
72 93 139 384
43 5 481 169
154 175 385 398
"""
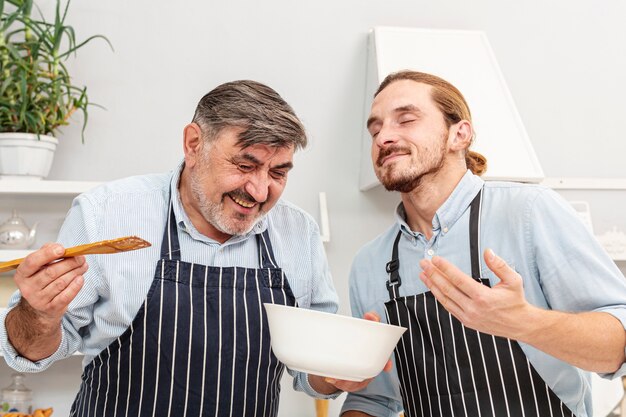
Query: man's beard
190 171 265 237
376 132 447 193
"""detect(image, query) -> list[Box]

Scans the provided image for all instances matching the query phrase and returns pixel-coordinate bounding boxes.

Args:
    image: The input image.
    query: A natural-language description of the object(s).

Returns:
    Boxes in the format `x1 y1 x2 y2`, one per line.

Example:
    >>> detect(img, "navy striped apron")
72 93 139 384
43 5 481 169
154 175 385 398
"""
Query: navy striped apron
69 202 296 417
384 189 576 417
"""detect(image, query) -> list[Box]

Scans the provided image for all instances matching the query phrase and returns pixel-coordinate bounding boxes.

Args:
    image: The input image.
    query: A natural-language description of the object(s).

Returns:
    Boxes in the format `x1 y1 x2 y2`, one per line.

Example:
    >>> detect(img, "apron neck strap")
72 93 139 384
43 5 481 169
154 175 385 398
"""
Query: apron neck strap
385 187 484 299
160 200 181 260
385 231 403 299
469 188 484 280
255 229 279 269
160 196 279 268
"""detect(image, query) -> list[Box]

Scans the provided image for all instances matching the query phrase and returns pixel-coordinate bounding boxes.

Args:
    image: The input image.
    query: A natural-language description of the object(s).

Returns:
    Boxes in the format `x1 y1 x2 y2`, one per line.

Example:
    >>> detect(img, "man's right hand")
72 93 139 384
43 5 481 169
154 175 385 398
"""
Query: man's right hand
6 243 88 361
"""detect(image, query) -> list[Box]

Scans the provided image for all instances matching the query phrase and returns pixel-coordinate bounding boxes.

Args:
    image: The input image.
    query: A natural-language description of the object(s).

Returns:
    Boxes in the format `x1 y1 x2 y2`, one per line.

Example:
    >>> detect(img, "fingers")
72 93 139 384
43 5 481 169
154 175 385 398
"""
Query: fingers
17 243 66 276
14 245 88 319
30 263 86 313
383 358 393 372
41 256 88 293
483 249 520 285
325 376 374 393
47 272 85 315
419 257 479 313
363 311 381 322
420 269 464 315
423 257 482 298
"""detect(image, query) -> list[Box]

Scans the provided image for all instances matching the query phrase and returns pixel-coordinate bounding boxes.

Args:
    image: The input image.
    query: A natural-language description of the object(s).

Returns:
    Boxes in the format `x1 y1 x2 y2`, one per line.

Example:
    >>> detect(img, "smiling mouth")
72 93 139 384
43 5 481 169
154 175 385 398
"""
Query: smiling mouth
228 193 257 209
378 152 408 167
377 146 411 167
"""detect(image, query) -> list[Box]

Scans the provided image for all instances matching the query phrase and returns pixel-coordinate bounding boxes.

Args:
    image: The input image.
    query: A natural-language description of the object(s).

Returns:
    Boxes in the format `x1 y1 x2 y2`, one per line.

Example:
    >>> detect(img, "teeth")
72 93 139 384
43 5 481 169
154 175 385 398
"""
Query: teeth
232 196 255 208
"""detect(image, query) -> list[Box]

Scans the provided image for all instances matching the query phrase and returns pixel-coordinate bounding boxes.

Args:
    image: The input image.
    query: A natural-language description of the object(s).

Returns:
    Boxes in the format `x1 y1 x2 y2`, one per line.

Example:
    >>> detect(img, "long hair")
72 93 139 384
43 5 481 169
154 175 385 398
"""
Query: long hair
375 71 487 175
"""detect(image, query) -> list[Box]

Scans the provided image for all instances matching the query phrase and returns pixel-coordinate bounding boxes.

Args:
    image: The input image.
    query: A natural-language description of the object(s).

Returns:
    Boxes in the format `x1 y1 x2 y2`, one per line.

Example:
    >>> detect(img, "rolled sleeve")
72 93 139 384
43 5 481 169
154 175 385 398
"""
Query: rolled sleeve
595 306 626 379
0 305 72 372
342 391 402 417
289 370 342 400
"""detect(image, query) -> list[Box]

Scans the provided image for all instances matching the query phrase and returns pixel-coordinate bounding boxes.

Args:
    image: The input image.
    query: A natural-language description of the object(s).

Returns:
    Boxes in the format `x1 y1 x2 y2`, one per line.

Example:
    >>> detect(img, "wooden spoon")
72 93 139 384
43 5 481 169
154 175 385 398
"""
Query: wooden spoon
0 235 151 274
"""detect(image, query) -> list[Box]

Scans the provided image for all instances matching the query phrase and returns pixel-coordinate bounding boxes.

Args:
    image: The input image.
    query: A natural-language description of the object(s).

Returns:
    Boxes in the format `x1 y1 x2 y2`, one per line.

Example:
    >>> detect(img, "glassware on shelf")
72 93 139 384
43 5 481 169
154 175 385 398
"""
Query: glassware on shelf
0 210 38 250
0 373 33 415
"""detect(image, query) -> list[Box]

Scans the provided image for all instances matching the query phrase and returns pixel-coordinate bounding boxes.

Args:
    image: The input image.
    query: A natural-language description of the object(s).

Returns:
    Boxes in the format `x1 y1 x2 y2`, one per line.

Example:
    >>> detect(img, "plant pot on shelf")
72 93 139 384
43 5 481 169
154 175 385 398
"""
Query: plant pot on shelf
0 133 58 180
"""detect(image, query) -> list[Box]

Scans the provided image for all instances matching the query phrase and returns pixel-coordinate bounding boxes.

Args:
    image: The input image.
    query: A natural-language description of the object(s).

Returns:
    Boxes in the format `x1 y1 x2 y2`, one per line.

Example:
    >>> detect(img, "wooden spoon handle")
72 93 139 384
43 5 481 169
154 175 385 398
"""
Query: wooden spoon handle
0 236 151 274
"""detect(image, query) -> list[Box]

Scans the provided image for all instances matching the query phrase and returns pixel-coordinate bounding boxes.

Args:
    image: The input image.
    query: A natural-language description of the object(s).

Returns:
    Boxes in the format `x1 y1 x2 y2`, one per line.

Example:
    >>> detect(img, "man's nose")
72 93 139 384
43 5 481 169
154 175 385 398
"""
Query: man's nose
245 173 269 203
374 123 398 147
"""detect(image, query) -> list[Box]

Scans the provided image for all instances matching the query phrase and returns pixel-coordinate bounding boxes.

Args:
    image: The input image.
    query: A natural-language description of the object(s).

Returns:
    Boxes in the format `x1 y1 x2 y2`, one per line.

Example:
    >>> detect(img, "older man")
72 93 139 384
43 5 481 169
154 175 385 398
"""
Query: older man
1 80 340 417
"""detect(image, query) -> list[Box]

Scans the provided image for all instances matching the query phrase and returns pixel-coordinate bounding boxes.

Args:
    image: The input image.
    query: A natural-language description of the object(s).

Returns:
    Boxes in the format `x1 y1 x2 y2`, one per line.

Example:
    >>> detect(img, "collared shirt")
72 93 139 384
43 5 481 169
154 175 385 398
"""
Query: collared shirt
0 161 339 397
342 170 626 417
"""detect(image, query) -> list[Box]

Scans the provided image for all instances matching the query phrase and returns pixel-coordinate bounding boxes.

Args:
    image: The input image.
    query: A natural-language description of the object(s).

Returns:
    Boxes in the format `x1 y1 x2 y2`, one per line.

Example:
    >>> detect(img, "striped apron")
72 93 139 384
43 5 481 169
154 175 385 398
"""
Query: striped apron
384 189 576 417
69 202 296 417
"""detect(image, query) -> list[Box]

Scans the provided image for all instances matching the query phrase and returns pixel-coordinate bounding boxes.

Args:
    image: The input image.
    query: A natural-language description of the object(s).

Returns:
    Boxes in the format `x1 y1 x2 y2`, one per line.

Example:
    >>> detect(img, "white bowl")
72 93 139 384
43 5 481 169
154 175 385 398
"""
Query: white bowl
264 303 406 382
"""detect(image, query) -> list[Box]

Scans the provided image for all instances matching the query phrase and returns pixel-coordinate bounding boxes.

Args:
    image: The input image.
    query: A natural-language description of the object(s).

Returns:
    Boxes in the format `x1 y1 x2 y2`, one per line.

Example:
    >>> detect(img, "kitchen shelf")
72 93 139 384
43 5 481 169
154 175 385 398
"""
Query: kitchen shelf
0 180 99 265
542 177 626 190
0 179 100 195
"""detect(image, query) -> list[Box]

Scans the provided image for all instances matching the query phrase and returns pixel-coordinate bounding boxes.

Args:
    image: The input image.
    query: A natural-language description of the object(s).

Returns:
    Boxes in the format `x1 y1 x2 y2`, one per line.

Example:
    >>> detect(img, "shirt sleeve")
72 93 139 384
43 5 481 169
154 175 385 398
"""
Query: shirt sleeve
288 213 342 398
0 192 104 371
529 188 626 378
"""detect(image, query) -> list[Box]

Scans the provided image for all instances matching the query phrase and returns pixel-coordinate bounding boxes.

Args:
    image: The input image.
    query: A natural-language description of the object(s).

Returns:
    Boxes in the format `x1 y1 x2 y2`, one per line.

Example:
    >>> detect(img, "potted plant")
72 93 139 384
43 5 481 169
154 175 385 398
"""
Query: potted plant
0 0 110 179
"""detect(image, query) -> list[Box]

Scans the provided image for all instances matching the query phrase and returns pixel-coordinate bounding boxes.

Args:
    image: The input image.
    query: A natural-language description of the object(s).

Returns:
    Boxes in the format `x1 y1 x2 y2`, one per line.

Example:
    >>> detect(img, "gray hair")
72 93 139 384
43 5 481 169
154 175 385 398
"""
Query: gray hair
191 80 307 150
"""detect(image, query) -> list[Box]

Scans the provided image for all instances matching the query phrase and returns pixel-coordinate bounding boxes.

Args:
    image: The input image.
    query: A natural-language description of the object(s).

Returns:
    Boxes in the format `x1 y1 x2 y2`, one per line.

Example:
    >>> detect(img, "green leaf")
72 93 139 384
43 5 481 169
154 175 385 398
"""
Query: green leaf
0 0 113 139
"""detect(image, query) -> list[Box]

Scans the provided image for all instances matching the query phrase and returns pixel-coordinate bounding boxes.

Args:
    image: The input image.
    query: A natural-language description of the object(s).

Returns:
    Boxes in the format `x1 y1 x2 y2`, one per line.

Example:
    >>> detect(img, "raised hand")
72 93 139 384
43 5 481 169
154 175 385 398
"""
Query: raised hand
419 248 531 340
6 243 88 360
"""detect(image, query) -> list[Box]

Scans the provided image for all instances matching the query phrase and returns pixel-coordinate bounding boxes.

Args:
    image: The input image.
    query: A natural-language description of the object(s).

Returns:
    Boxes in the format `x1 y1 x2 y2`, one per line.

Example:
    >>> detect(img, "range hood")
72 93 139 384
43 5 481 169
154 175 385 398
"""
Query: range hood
359 27 544 191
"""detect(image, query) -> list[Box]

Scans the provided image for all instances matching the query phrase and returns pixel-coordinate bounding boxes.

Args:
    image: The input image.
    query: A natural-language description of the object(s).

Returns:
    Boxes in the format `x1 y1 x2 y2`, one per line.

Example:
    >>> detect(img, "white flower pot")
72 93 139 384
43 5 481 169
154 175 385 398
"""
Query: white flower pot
0 133 58 180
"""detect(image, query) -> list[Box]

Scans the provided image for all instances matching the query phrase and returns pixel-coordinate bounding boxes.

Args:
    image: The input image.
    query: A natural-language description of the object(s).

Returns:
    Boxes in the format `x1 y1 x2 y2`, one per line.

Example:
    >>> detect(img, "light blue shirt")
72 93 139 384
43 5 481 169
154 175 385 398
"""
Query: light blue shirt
343 171 626 417
0 161 339 398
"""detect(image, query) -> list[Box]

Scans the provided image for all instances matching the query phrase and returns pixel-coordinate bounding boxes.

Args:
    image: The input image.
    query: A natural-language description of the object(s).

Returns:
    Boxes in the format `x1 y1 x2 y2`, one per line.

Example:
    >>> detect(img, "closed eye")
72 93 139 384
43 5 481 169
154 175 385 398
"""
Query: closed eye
270 170 287 180
368 125 381 138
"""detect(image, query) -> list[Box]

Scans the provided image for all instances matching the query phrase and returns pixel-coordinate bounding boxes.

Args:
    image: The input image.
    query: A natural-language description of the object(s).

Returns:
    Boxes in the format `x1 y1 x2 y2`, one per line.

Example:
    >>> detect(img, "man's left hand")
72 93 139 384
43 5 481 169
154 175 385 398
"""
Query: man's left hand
419 248 533 340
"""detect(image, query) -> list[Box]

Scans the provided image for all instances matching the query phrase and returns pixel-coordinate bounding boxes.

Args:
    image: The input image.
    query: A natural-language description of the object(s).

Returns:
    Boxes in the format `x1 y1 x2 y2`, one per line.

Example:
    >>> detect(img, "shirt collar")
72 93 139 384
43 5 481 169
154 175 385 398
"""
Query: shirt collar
394 170 484 237
169 160 268 245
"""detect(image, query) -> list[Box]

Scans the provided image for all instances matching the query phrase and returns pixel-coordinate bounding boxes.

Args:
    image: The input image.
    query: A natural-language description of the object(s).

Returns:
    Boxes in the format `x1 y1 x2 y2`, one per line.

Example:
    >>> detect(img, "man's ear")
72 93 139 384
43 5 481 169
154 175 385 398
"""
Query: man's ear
183 123 204 167
448 120 473 151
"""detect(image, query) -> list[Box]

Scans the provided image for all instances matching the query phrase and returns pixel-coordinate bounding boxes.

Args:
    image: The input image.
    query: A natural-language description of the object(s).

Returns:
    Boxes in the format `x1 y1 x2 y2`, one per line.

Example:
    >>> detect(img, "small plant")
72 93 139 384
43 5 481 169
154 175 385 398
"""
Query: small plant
0 0 111 141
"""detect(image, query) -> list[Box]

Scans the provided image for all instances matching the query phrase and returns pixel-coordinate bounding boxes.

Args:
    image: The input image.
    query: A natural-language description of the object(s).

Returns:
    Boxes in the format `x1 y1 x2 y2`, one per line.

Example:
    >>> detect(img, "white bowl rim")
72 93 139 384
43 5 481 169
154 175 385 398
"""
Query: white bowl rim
263 302 407 332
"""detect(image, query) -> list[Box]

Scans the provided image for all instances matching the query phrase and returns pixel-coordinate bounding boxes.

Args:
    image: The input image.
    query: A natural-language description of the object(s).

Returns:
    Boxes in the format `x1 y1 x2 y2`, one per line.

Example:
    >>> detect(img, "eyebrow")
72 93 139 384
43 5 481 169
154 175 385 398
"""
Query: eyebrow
239 153 294 170
366 104 423 129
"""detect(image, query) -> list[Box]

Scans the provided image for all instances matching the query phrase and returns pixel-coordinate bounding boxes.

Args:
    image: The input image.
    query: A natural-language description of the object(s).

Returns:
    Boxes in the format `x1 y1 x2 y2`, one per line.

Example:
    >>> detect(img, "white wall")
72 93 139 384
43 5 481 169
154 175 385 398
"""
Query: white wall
9 0 626 415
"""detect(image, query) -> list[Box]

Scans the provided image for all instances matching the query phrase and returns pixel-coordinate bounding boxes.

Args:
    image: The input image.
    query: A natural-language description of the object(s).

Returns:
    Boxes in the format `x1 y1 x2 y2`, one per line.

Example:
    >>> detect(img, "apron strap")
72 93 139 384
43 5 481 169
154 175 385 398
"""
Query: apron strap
469 188 483 281
386 187 485 299
385 231 403 299
160 200 181 260
160 193 279 269
256 229 279 269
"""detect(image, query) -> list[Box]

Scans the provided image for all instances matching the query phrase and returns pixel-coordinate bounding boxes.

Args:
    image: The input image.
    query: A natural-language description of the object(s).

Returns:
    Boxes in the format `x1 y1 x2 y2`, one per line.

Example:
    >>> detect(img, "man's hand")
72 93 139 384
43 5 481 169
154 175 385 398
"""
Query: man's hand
419 248 626 372
6 243 88 360
419 248 532 340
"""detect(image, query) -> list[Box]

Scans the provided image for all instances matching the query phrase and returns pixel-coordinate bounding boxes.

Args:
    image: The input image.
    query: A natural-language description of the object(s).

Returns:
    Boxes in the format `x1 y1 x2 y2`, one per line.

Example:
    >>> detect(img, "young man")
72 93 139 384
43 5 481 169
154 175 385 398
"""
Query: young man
0 80 342 417
342 71 626 417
